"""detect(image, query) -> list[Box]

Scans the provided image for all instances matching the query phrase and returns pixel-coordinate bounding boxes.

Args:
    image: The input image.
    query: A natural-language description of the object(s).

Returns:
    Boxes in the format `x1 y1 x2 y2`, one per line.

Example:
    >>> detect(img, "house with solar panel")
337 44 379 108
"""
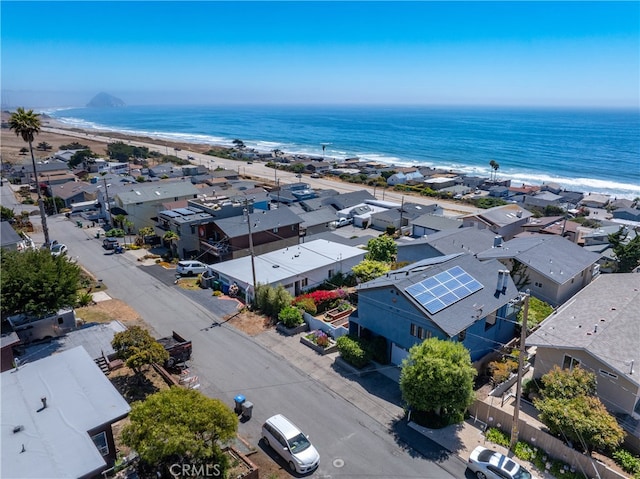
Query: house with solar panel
351 253 521 371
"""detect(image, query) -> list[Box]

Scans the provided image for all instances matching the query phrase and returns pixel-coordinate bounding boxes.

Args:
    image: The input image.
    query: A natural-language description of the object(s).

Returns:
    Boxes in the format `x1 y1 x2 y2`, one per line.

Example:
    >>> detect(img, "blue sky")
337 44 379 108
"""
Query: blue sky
1 1 638 108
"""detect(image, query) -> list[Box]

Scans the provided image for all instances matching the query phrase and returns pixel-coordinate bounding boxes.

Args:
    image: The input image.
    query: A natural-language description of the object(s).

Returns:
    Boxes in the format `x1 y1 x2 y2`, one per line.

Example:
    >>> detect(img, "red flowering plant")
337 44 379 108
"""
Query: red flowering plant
294 289 348 313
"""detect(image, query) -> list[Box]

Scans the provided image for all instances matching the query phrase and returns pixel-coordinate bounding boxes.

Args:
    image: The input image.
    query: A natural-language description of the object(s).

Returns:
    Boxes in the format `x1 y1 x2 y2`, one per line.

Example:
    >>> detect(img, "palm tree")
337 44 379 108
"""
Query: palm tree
162 231 180 258
489 160 500 182
9 107 50 245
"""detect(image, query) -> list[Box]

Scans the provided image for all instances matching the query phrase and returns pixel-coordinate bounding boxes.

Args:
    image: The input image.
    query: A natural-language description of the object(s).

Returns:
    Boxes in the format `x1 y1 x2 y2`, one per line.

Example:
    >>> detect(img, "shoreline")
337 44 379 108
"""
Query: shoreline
3 113 637 203
43 110 640 201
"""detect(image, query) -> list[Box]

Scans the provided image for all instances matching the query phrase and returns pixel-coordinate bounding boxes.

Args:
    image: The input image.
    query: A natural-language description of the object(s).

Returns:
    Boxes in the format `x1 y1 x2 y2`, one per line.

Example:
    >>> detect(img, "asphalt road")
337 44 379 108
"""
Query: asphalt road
44 216 469 479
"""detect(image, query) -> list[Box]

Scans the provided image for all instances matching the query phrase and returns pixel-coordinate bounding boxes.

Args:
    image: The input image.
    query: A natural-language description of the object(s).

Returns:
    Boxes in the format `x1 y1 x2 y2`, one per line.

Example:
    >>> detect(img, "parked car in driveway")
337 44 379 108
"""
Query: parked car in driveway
467 446 533 479
176 260 209 276
262 414 320 474
103 237 119 250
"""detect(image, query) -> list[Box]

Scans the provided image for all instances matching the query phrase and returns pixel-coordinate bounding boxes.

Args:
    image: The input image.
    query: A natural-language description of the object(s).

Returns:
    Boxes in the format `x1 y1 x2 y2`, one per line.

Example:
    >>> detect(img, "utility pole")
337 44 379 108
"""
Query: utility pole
510 290 530 451
244 200 257 305
398 196 405 234
103 177 112 226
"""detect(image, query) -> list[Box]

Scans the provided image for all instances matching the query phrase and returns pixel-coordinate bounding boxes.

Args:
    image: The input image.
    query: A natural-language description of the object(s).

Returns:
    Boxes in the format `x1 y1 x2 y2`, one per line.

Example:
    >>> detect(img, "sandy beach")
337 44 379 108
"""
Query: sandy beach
1 112 480 216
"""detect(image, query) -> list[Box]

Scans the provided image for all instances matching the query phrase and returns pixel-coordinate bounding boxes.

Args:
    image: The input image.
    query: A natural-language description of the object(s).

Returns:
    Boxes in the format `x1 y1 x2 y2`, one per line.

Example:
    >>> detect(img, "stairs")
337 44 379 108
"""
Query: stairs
94 357 109 374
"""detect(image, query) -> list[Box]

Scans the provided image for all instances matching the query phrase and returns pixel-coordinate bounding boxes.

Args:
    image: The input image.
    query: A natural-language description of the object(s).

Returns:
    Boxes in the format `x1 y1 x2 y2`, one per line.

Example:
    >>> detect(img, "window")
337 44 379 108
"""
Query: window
92 431 109 456
417 327 424 339
300 278 308 287
328 269 334 278
57 317 64 325
410 324 416 336
273 227 279 233
562 355 581 370
599 369 618 379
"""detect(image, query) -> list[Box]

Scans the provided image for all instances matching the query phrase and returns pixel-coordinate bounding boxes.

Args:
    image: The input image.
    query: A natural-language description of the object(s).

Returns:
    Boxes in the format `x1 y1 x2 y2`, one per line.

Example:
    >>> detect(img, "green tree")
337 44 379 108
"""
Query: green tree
163 231 180 257
534 366 625 453
60 141 89 150
43 196 64 215
68 149 95 168
609 227 640 273
400 338 476 422
365 235 397 262
36 141 52 151
1 248 82 317
0 205 15 222
232 139 245 149
111 326 169 379
9 107 50 245
122 387 237 474
352 259 390 283
537 365 596 400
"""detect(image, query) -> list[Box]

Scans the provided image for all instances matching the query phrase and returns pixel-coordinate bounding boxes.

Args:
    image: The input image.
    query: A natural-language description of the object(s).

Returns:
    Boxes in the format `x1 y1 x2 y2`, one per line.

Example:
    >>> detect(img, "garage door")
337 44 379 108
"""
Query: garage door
391 342 409 366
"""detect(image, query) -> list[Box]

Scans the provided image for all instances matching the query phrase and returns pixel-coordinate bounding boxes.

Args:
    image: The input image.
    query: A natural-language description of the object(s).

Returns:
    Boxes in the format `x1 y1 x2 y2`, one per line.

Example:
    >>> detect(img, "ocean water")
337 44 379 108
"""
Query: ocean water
47 105 640 199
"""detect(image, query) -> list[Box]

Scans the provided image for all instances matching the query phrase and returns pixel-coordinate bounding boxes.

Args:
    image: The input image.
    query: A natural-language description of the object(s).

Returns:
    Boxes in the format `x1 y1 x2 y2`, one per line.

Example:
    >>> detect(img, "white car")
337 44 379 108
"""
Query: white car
176 260 209 276
262 414 320 474
468 446 533 479
50 243 68 257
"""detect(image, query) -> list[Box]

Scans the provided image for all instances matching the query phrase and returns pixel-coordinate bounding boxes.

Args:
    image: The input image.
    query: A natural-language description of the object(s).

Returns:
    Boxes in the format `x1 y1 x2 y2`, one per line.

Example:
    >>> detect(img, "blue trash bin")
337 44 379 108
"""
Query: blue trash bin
234 394 245 414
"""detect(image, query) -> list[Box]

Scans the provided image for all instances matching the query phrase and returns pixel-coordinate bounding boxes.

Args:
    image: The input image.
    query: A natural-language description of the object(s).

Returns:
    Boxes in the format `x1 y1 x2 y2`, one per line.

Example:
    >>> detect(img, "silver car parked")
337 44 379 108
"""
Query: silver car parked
262 414 320 474
467 446 533 479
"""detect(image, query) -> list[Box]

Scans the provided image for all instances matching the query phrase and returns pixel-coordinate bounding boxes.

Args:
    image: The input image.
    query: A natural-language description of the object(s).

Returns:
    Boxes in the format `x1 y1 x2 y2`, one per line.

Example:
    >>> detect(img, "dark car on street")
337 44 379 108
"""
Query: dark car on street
103 237 119 250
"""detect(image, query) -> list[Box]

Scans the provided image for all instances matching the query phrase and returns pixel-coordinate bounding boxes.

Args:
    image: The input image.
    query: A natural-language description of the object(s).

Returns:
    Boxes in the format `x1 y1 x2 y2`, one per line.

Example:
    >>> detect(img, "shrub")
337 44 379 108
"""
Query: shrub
489 357 518 385
76 292 93 307
485 428 509 447
278 306 304 328
613 449 640 476
514 441 537 462
106 228 125 237
294 297 317 315
336 335 371 369
212 290 223 297
307 330 330 348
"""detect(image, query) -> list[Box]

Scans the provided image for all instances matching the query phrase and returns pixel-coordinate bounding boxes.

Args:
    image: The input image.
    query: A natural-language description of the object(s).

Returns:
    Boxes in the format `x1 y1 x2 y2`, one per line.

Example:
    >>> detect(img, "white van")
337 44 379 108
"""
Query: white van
261 414 320 474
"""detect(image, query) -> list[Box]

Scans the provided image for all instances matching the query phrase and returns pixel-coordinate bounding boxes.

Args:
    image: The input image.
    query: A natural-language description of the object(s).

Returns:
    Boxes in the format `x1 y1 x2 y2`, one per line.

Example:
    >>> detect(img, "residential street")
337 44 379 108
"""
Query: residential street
44 215 469 479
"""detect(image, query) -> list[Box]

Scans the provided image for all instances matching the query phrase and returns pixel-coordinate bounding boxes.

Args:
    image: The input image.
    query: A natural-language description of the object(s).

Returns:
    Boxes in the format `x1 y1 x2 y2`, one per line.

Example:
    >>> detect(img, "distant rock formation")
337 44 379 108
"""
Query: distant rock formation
86 92 125 108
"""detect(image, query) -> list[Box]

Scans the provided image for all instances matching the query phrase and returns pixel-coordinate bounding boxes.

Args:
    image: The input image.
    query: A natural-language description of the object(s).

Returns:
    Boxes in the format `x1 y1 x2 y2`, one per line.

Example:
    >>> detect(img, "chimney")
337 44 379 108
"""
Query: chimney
40 397 47 410
594 324 598 334
496 271 504 292
493 235 503 248
501 270 510 292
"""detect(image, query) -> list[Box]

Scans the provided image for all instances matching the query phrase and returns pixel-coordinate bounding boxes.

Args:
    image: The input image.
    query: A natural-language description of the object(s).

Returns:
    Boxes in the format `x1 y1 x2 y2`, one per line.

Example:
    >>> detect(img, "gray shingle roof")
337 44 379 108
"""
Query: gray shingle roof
2 347 130 478
358 253 519 336
215 207 301 238
403 227 497 256
117 181 199 204
477 235 601 285
527 273 640 387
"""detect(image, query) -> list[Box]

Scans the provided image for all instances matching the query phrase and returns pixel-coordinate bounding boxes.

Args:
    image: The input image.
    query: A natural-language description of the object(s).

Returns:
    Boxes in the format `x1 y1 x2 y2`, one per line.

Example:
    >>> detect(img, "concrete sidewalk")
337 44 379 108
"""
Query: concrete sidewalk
254 328 549 477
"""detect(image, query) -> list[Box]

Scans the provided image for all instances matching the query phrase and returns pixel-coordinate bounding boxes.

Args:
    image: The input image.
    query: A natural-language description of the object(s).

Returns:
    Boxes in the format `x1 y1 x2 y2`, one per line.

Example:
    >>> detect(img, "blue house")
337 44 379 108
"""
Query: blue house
351 253 521 370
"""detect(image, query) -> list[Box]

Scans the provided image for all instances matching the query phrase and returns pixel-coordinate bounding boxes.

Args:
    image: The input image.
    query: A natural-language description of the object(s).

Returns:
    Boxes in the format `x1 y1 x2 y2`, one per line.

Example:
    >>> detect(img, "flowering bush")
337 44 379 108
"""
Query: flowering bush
294 289 348 313
306 330 331 348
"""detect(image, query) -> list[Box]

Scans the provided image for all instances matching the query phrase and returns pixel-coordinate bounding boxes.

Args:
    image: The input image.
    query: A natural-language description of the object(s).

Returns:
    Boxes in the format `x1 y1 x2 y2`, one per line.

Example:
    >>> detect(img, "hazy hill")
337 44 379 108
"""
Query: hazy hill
86 92 125 108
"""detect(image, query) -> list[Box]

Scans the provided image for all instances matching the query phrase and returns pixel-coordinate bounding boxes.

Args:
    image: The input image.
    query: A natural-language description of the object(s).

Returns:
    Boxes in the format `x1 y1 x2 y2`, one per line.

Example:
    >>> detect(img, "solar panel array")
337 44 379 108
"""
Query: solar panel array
405 266 484 314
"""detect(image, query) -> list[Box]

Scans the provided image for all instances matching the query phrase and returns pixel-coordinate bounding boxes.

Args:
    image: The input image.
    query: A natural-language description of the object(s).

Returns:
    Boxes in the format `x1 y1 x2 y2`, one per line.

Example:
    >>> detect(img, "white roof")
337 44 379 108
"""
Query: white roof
210 239 366 288
1 347 131 478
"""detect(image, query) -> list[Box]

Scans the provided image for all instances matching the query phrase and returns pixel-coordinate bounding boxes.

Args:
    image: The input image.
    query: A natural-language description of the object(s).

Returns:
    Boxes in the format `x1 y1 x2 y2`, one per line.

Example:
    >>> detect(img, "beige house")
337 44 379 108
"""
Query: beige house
527 273 640 451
